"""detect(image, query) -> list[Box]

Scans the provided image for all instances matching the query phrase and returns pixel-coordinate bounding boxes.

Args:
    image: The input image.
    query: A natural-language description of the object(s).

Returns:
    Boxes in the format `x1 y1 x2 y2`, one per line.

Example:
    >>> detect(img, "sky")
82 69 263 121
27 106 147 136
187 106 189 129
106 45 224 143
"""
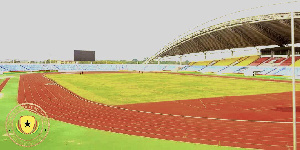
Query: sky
0 0 299 61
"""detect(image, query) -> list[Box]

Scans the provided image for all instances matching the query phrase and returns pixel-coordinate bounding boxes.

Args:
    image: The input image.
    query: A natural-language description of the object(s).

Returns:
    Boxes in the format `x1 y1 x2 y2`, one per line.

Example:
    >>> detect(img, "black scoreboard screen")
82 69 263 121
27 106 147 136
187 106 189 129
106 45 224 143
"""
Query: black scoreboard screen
74 50 95 61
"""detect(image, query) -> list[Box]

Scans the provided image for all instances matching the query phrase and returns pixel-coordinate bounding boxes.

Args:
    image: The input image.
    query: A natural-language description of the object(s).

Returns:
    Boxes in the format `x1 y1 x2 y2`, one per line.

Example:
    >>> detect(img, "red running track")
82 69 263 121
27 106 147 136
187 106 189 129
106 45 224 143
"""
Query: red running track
0 78 10 92
120 92 300 122
18 73 300 150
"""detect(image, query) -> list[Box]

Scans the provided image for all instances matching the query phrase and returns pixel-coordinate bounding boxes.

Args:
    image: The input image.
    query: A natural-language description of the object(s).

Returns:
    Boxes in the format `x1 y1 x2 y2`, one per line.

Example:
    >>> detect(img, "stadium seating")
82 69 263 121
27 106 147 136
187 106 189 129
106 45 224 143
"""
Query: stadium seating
254 66 277 75
188 62 196 66
280 56 300 66
193 61 213 66
268 67 286 75
199 66 226 73
235 56 260 66
280 58 292 66
274 57 286 63
295 59 300 67
249 57 270 66
218 66 244 74
258 57 286 66
213 57 241 66
2 60 300 76
264 57 277 63
184 66 206 71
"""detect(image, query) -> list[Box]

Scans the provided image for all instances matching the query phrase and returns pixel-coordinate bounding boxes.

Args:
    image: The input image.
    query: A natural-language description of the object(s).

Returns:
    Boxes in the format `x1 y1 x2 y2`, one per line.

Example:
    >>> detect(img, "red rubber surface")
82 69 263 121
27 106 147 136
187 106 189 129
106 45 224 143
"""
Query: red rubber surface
0 78 10 92
120 92 300 122
18 73 300 150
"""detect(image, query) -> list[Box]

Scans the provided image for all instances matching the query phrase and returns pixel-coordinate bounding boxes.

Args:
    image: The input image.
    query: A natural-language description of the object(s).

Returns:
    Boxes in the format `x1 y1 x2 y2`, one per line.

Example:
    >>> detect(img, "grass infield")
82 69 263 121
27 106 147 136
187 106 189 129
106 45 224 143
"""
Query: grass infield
46 72 300 105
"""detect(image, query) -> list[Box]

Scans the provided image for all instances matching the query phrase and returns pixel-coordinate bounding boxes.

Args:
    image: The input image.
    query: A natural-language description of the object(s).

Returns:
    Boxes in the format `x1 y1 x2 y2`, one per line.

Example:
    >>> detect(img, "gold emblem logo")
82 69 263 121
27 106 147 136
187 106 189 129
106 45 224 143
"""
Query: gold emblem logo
16 116 39 134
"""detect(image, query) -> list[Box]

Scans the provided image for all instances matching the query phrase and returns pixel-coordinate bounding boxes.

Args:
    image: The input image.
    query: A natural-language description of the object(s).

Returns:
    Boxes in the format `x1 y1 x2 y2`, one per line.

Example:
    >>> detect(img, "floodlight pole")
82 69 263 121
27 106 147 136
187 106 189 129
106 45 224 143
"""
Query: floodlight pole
291 11 297 150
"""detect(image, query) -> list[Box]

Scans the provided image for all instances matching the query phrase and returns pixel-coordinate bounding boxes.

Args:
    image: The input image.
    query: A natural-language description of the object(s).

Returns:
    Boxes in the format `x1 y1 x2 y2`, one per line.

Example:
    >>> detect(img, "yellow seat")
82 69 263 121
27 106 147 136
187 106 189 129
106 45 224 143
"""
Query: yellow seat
192 61 212 66
213 57 241 66
236 56 260 66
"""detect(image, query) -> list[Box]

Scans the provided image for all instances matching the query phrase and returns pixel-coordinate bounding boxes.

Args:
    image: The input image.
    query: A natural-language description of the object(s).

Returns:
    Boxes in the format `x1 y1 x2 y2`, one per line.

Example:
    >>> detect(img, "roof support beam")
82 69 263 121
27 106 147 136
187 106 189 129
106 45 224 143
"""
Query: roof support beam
278 19 300 33
179 43 193 55
209 32 235 49
227 27 258 46
186 41 199 54
201 35 218 50
191 38 209 52
244 22 290 46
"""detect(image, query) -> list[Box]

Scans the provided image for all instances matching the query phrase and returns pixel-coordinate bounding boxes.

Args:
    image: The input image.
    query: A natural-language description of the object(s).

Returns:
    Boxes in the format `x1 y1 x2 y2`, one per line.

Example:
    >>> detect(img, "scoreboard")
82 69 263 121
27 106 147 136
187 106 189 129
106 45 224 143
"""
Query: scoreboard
74 50 95 61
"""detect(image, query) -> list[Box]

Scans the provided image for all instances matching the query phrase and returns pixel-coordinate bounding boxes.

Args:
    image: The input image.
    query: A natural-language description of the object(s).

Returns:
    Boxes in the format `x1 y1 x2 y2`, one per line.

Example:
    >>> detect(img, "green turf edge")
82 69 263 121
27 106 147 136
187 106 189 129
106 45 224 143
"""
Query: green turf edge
0 73 247 150
178 71 298 81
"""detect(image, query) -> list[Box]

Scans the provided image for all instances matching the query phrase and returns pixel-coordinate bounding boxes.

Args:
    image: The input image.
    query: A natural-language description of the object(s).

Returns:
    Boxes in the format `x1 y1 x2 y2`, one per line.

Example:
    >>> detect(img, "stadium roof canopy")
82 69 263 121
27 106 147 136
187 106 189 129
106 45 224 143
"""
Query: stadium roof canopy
145 12 300 63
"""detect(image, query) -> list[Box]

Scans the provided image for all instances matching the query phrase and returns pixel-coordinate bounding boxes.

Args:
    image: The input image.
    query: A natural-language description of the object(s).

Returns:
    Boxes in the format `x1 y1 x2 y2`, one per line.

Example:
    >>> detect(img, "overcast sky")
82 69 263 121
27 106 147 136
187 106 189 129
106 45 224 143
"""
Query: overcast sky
0 0 299 61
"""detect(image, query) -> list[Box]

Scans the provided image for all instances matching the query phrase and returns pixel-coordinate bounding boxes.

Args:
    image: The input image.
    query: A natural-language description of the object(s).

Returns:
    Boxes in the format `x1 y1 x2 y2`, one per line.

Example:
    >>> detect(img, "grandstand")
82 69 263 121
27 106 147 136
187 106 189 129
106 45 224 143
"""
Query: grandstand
1 12 298 78
235 56 260 66
0 12 299 77
2 59 300 77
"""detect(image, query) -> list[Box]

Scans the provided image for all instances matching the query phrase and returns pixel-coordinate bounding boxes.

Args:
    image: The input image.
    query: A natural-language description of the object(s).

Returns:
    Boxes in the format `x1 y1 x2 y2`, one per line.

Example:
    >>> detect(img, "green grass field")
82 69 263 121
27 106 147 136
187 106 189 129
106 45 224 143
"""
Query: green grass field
46 72 300 105
0 73 244 150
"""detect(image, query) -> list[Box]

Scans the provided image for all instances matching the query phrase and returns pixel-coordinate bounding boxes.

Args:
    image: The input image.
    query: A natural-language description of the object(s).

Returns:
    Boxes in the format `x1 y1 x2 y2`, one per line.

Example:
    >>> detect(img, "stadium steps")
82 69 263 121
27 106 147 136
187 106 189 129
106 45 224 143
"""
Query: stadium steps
216 57 244 72
217 66 228 72
234 67 249 74
199 66 225 73
257 57 273 66
265 67 278 75
259 57 276 66
230 56 249 66
278 57 289 66
279 56 300 66
236 55 260 66
249 57 270 66
194 65 207 71
264 57 277 63
218 66 244 73
274 67 286 75
182 65 193 71
188 62 196 66
197 60 218 71
213 57 241 66
268 67 285 75
193 60 213 66
274 57 286 63
273 67 288 76
259 57 289 67
208 60 218 66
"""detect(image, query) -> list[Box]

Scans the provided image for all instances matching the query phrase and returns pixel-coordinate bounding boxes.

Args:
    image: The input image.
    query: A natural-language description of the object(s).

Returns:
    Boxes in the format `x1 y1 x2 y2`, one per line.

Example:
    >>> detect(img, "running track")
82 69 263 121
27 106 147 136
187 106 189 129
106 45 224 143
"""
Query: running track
18 73 300 150
0 78 10 92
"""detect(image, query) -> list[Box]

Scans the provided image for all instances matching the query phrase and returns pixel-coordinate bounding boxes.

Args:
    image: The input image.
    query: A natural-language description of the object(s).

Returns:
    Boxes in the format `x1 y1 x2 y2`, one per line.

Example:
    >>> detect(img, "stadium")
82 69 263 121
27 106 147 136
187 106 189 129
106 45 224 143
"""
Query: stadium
1 1 300 150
